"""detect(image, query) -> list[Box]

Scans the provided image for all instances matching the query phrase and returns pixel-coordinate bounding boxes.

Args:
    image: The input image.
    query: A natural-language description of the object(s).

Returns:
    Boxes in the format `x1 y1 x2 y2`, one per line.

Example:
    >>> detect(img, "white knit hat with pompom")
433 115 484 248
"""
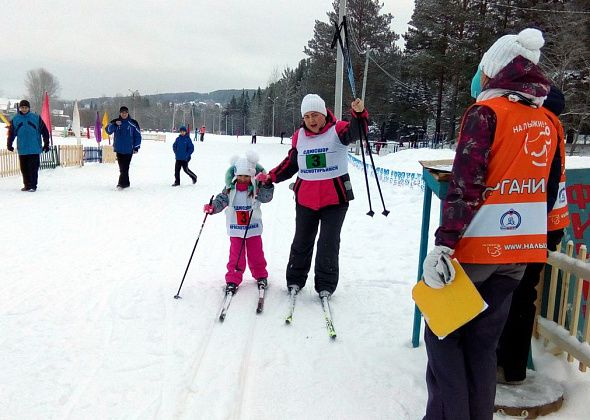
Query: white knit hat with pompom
231 150 259 177
479 28 545 79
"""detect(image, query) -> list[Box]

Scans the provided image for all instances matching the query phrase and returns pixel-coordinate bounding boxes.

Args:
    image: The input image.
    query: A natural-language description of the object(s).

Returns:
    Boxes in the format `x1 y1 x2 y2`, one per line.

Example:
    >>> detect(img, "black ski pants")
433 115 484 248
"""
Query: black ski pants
116 153 133 187
286 202 348 295
19 154 40 189
496 230 563 382
174 160 197 184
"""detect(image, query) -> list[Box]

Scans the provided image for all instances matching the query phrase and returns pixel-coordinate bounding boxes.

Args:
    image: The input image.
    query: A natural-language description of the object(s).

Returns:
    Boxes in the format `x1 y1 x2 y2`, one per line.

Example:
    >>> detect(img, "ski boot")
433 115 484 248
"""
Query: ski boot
257 277 268 290
225 282 238 294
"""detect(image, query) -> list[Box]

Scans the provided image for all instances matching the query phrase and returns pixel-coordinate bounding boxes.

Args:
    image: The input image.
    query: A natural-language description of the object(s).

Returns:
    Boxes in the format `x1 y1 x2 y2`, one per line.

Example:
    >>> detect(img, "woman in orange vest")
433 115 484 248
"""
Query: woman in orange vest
421 28 562 420
496 85 570 384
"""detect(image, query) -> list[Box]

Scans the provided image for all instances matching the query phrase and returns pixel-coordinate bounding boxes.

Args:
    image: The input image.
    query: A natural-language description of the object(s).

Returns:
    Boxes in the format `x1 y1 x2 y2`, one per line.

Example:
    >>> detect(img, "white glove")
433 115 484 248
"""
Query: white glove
422 245 456 289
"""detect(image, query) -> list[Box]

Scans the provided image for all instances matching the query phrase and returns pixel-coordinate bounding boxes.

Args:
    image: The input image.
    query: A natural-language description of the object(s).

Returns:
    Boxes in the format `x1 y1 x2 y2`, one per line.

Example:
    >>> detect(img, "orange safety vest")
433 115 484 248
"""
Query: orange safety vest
544 112 570 231
453 97 558 264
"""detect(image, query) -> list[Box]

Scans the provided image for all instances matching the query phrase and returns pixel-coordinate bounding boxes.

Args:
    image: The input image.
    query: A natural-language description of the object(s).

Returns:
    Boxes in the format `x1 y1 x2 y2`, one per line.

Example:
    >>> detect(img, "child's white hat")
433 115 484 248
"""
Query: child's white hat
232 150 259 177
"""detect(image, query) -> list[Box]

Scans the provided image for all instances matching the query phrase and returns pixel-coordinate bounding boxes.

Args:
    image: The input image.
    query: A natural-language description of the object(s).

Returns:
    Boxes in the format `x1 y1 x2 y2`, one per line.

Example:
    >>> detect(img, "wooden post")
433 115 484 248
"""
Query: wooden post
568 245 587 363
558 241 575 327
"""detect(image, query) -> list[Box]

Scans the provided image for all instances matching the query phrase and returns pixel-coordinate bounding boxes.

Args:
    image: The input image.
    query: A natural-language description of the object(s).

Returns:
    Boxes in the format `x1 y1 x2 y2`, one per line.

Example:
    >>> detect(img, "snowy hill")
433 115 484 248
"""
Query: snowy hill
1 134 588 419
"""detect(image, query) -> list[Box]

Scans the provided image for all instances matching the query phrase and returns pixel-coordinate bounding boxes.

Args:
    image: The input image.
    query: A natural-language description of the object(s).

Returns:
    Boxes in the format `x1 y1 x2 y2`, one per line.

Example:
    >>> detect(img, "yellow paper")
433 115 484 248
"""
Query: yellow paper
412 259 485 337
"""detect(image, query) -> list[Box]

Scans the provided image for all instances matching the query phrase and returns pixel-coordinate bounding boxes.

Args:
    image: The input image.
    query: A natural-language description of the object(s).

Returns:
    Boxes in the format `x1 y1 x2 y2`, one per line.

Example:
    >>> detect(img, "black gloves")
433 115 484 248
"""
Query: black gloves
7 145 14 152
42 144 50 153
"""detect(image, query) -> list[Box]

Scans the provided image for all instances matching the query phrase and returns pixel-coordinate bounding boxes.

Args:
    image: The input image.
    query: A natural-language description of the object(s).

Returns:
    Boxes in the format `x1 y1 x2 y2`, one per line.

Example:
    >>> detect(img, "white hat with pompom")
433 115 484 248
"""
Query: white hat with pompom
479 28 545 79
231 150 259 177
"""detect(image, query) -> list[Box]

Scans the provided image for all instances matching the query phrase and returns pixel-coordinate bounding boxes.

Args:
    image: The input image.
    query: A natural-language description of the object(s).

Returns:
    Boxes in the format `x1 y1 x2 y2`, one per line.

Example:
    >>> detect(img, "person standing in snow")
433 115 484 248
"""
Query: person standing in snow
6 99 50 192
259 94 367 299
171 126 197 186
199 125 206 142
203 151 274 294
421 28 561 420
496 85 570 385
251 129 257 144
105 106 142 189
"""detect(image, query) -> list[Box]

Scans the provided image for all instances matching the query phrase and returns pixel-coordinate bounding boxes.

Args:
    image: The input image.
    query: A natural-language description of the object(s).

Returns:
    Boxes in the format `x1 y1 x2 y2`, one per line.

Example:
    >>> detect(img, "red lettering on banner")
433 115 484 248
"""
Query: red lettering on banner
571 213 590 239
566 184 590 210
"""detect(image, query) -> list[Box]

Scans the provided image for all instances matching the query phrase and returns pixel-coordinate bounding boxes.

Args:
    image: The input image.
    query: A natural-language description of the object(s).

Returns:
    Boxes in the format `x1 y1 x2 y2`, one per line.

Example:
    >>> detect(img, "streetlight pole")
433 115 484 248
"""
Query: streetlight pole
268 96 278 137
128 89 139 118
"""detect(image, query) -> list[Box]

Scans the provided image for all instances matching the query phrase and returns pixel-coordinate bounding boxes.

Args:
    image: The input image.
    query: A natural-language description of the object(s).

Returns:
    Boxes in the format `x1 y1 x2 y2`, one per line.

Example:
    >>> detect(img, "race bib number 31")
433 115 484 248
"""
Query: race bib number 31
306 153 327 169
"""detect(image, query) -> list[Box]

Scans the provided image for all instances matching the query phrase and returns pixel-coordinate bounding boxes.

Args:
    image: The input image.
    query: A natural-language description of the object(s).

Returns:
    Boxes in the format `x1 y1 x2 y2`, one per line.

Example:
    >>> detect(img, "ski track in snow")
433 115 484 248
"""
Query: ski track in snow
2 134 589 419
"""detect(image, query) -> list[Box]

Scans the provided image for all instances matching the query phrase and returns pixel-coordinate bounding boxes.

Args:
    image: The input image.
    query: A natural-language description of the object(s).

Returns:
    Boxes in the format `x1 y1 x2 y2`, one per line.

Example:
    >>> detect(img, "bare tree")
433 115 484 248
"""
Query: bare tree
24 68 61 112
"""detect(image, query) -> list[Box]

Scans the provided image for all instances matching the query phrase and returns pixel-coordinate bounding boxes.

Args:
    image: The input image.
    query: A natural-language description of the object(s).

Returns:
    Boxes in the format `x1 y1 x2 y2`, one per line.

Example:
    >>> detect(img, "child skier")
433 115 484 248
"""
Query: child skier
172 126 197 186
203 150 274 294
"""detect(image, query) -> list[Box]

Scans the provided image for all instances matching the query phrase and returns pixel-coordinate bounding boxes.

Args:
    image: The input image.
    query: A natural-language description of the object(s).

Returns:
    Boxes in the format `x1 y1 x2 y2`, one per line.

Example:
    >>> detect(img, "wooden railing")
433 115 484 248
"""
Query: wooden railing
536 242 590 371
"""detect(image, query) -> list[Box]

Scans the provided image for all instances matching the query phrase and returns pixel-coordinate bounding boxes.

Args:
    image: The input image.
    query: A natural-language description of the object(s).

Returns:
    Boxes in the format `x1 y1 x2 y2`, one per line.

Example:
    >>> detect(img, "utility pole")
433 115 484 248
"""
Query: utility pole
268 96 278 137
128 89 139 118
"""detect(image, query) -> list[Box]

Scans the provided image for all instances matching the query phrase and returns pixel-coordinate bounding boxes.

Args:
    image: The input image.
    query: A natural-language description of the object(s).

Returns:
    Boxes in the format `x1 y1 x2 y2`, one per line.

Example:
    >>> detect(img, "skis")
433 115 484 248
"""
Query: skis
285 286 299 324
218 282 267 322
285 288 337 339
218 290 235 322
320 293 337 339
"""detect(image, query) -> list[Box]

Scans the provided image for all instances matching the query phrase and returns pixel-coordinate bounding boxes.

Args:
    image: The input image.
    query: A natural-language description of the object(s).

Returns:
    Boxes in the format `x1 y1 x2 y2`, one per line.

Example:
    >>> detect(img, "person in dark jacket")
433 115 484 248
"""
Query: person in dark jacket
105 106 142 189
260 93 367 298
421 28 561 420
496 85 569 384
7 99 50 192
171 126 197 186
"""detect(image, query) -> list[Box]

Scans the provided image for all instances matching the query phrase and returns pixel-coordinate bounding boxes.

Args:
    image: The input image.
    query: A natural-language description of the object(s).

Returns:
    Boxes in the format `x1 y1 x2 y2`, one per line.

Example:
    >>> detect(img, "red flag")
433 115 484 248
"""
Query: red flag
41 92 53 146
87 126 90 139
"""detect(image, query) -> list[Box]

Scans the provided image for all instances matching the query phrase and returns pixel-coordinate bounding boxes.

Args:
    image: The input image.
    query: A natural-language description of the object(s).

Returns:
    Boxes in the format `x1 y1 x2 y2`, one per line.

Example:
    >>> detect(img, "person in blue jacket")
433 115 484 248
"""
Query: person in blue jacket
6 99 50 192
105 106 142 189
171 126 197 186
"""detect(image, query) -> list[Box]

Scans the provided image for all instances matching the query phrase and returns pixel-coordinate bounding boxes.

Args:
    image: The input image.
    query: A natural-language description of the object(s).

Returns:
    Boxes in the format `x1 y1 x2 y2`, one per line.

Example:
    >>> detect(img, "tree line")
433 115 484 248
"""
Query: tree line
21 0 590 146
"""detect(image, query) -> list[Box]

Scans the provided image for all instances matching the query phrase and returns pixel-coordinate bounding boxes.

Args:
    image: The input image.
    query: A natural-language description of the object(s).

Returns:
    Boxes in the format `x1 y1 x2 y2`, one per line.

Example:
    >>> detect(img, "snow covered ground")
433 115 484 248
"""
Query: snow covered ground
1 133 589 419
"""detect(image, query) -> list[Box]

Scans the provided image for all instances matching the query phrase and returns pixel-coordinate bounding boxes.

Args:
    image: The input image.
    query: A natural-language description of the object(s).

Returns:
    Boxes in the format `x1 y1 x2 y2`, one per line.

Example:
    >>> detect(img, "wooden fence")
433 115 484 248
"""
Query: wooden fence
142 133 166 141
58 145 83 167
1 145 116 177
536 242 590 371
101 145 116 163
0 149 20 177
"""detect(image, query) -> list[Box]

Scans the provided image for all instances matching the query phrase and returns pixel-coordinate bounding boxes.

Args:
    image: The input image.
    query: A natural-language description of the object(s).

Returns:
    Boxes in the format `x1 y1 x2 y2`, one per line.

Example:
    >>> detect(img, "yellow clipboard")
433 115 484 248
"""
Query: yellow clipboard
412 259 486 337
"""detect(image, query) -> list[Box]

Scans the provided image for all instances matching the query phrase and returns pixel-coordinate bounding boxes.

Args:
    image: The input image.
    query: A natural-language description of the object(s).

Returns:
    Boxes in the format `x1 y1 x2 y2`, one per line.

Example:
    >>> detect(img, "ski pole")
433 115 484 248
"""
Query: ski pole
332 18 374 216
359 116 389 216
174 195 214 299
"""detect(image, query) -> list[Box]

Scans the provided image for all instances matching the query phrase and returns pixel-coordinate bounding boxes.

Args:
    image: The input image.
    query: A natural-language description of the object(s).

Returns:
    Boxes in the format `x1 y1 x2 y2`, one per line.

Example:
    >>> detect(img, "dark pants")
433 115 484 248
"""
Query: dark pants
251 135 257 144
286 202 348 294
116 153 133 187
424 263 525 420
19 154 40 189
174 160 197 183
496 230 563 382
200 133 204 142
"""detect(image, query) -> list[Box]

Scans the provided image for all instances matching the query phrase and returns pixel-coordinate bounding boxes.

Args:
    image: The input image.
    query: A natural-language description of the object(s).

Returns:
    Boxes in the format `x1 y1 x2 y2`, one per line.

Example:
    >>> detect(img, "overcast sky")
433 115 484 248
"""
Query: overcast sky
1 0 415 100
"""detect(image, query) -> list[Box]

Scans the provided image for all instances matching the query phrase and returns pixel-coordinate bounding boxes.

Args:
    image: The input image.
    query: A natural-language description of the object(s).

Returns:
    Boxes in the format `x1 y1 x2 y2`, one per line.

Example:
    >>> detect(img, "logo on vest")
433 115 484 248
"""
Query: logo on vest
523 125 552 167
483 243 502 258
500 209 521 230
558 187 566 204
